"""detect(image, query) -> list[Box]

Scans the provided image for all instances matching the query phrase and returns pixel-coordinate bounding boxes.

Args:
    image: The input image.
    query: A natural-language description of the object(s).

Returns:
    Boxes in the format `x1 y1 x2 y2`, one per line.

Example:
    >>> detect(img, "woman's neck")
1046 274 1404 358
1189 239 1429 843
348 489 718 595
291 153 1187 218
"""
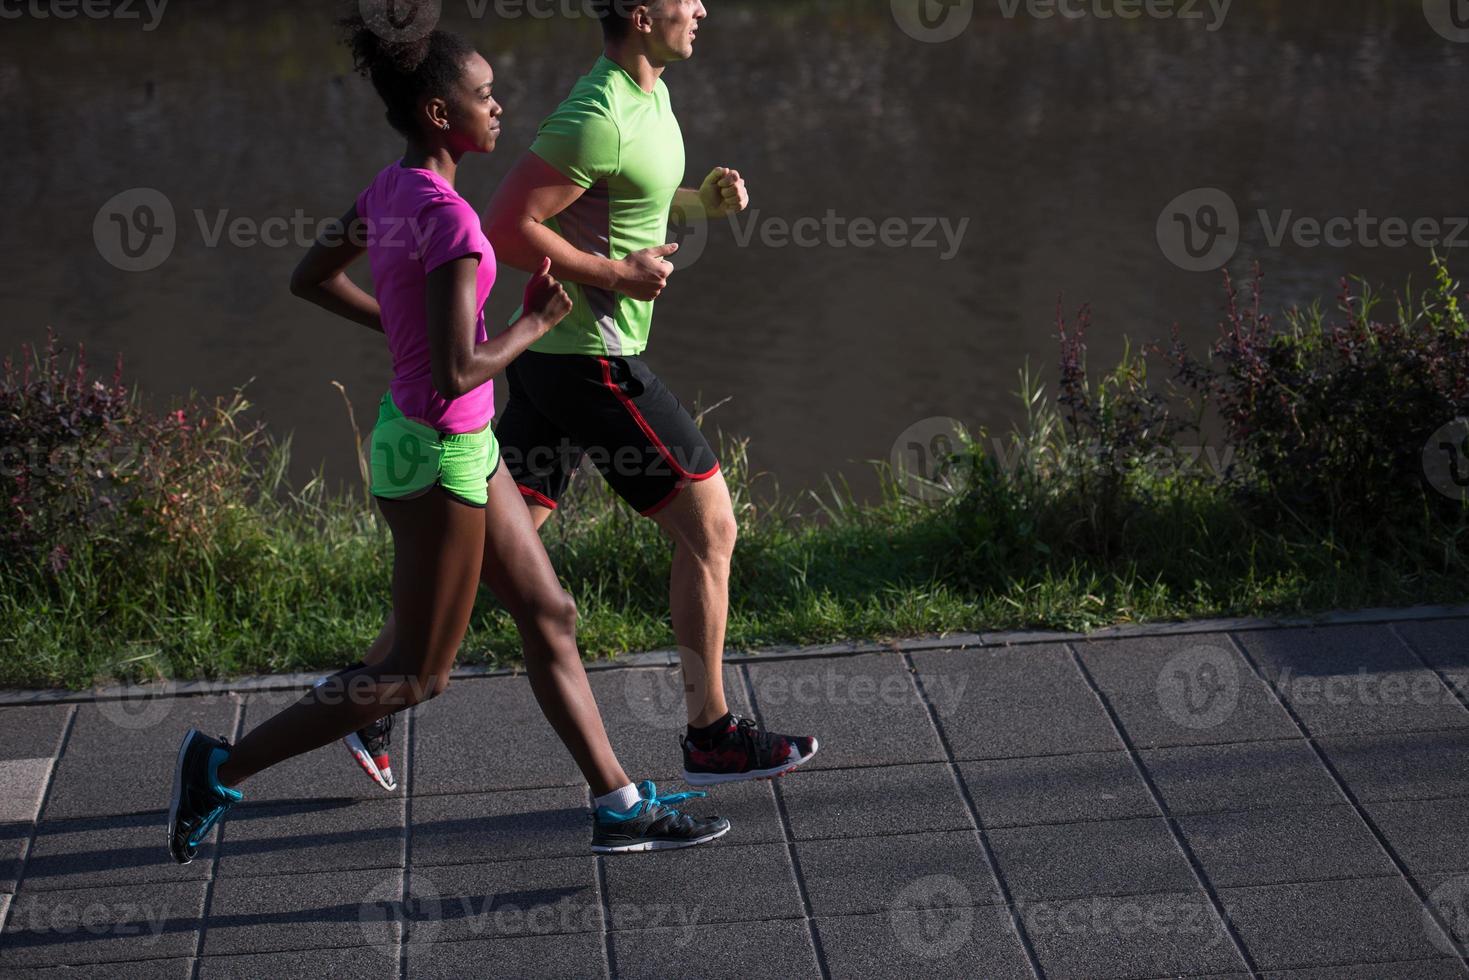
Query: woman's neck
399 143 459 185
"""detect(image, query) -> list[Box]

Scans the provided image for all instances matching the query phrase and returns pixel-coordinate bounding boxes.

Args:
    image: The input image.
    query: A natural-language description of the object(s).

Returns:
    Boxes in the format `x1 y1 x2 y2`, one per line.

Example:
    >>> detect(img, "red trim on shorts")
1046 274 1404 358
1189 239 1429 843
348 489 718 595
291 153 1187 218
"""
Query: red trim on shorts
517 484 558 510
639 463 722 517
597 357 720 481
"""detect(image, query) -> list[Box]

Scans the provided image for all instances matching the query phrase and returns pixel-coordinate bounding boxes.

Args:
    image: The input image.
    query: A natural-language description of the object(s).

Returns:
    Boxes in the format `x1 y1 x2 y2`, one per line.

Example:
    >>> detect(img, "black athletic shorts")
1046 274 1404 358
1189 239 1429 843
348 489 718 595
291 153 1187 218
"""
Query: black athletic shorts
496 351 721 516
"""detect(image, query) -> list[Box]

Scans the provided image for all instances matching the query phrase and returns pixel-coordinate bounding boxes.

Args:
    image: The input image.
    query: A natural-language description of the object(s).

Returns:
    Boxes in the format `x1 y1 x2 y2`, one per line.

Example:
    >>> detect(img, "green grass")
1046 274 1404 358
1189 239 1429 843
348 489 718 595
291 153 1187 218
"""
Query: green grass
2 378 1465 691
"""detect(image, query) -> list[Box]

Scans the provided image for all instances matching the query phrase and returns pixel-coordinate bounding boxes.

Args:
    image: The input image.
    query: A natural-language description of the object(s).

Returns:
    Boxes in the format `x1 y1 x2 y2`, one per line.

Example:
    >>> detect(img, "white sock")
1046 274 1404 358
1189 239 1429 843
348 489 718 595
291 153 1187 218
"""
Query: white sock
594 783 641 812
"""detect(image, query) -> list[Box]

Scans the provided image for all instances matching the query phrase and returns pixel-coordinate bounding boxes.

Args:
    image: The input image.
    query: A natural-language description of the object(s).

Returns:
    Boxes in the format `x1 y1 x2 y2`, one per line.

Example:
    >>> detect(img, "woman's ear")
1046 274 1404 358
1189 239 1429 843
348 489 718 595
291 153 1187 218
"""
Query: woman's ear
423 96 451 133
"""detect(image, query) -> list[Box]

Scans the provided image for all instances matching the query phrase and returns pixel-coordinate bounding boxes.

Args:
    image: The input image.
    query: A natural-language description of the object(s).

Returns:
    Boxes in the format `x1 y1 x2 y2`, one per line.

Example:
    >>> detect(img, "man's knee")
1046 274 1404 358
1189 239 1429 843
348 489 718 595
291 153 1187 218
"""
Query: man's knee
680 505 737 564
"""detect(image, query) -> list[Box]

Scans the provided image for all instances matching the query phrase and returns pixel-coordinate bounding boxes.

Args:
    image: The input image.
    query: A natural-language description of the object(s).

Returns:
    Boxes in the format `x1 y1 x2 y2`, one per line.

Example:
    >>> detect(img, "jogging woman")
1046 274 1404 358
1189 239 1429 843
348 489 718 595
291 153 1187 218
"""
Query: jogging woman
166 7 729 863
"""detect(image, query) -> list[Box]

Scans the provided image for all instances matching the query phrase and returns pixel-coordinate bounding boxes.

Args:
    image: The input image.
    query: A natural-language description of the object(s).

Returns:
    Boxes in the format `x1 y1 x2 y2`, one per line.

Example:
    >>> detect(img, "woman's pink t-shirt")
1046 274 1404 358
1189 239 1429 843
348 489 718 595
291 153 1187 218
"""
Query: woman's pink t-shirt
356 164 496 433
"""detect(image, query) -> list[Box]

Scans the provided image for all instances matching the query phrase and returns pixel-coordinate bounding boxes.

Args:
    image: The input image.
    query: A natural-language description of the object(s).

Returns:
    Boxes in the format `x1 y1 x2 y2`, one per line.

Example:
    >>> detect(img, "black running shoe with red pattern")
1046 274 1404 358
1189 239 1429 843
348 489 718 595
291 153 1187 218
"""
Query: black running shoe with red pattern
681 714 819 786
345 713 396 792
312 675 397 792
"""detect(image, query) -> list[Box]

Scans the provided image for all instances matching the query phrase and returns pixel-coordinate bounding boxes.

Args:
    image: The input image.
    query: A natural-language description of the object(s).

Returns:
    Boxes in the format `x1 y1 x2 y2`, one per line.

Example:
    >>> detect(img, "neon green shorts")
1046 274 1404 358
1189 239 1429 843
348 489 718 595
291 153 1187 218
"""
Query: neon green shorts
369 391 500 508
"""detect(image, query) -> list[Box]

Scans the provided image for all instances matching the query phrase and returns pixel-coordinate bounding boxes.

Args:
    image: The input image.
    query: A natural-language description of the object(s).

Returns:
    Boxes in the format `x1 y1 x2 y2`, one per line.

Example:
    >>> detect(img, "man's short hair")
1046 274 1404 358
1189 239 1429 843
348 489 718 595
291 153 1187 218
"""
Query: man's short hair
597 0 654 39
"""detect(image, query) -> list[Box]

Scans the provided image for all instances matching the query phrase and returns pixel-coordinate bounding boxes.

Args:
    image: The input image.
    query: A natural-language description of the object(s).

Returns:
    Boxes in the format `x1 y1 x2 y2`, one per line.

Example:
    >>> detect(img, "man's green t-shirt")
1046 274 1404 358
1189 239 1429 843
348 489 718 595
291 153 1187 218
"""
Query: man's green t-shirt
525 55 685 357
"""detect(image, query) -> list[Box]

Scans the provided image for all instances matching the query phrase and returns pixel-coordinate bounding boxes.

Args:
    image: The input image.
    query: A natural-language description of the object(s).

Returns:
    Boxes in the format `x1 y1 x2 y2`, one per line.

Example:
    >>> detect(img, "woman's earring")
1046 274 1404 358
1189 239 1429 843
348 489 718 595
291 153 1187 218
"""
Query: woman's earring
440 121 450 131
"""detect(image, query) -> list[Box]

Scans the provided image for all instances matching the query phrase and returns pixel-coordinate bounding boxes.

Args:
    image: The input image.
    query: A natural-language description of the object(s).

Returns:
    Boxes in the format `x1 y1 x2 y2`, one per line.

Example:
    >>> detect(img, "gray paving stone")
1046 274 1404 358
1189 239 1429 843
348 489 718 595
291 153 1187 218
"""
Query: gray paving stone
201 867 402 956
0 819 31 893
989 817 1197 901
678 776 785 845
816 906 1035 980
795 831 1003 917
0 758 54 826
412 675 584 795
1076 633 1299 748
604 841 801 927
777 764 971 841
0 706 71 761
586 665 753 781
21 810 213 892
1319 731 1469 801
405 855 600 945
41 695 240 820
958 752 1159 828
406 932 607 978
742 654 944 770
215 798 405 879
410 786 591 866
611 918 817 979
1397 619 1469 694
234 690 403 804
0 880 205 969
1219 876 1452 970
1235 625 1469 736
1262 961 1468 979
1139 740 1343 815
199 946 398 979
1018 890 1244 979
911 646 1122 759
1177 804 1396 889
0 959 195 978
1366 798 1469 878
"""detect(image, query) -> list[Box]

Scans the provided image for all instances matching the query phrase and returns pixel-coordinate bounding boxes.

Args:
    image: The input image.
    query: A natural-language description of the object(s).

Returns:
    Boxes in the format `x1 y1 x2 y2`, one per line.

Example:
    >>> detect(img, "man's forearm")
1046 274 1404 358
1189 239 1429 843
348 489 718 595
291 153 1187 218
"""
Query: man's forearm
672 187 714 221
491 217 621 292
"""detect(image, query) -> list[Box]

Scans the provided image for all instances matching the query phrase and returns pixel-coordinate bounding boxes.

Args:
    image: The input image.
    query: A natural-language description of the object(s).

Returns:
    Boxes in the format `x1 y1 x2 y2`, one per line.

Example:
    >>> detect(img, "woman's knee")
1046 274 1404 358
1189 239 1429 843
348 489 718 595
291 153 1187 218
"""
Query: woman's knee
527 587 578 637
372 649 451 707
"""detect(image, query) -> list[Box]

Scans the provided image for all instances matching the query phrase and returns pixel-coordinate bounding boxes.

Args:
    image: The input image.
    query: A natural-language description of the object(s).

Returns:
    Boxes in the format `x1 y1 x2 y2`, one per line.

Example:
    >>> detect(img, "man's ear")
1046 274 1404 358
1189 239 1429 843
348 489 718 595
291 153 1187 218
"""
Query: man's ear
632 2 655 34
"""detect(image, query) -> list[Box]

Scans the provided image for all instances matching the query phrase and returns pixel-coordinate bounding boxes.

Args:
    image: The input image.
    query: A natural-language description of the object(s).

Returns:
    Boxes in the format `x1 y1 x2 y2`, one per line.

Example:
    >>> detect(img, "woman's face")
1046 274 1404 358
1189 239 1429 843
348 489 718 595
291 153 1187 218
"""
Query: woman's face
439 51 502 154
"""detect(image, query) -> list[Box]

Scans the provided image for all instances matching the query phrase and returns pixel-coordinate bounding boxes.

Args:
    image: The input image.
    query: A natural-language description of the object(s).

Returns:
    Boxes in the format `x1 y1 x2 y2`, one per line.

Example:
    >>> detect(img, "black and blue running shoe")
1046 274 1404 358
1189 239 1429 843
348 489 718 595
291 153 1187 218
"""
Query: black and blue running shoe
591 780 730 854
167 729 243 865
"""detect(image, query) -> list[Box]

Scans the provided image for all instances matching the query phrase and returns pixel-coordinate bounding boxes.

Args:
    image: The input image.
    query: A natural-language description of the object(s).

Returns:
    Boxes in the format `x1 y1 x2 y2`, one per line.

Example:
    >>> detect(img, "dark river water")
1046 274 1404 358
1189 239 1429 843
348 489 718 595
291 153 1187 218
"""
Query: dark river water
4 0 1467 502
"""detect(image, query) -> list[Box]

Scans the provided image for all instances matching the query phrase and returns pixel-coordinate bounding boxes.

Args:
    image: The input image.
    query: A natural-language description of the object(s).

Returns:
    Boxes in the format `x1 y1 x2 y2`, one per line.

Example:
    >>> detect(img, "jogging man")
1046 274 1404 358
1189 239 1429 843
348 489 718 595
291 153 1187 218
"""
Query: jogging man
349 0 818 786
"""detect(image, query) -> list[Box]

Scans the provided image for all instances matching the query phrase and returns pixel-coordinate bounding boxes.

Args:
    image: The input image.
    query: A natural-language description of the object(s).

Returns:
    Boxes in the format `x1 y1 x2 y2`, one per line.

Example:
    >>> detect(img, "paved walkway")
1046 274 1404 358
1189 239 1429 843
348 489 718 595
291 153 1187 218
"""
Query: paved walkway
3 615 1469 977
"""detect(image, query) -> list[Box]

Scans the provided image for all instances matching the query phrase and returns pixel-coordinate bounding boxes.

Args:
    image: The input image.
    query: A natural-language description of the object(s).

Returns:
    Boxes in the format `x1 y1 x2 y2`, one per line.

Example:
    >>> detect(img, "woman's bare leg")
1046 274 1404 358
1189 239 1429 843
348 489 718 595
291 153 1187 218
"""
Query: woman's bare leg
478 465 628 797
217 487 485 787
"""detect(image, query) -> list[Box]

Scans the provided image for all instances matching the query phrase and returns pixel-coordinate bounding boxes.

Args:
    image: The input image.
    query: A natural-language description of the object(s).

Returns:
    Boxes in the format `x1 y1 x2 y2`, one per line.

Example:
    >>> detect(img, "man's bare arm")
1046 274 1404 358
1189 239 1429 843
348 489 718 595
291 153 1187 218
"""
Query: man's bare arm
484 151 680 303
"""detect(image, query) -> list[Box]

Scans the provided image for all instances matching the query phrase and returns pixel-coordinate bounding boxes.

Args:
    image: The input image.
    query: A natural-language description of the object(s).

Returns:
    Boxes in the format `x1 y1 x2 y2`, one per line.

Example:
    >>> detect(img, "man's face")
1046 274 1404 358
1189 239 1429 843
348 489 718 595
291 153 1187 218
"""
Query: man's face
644 0 707 62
